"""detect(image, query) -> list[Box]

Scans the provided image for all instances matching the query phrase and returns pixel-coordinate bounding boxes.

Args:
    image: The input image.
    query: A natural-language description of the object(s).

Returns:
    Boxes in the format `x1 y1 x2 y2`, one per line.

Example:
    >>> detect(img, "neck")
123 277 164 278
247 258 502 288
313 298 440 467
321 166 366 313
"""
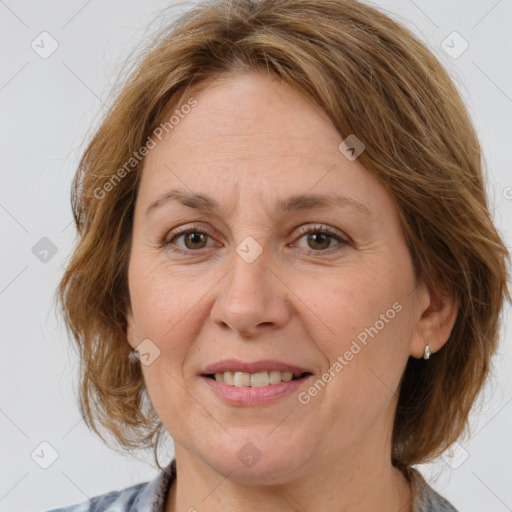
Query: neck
165 440 412 512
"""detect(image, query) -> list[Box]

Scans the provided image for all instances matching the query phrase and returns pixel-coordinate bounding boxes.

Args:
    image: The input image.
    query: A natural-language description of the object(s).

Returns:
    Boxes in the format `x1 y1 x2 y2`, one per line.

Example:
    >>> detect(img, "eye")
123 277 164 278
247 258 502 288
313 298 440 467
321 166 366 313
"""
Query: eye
291 224 348 253
162 223 349 254
162 224 215 252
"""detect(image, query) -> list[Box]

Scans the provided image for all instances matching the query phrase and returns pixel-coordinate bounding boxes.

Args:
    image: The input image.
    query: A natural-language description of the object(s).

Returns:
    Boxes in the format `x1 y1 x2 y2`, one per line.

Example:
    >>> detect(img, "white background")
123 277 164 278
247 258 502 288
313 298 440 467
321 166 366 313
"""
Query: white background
1 0 511 511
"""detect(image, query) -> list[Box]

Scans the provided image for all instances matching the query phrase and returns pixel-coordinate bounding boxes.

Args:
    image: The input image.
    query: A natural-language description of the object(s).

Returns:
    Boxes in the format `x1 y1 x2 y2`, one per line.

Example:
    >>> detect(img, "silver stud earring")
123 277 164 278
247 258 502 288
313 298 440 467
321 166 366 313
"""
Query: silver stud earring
423 343 431 360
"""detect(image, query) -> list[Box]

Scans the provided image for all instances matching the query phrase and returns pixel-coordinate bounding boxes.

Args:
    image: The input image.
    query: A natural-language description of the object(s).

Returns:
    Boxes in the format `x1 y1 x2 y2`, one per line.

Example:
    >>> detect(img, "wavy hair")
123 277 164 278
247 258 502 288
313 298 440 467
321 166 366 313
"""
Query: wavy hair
56 0 510 470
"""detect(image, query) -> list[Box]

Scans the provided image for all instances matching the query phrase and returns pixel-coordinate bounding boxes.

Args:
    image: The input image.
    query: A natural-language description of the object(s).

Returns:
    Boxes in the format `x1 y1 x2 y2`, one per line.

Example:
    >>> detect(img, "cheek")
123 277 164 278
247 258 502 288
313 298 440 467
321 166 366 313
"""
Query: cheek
303 263 402 345
129 256 195 333
303 260 413 395
129 259 204 424
127 261 202 385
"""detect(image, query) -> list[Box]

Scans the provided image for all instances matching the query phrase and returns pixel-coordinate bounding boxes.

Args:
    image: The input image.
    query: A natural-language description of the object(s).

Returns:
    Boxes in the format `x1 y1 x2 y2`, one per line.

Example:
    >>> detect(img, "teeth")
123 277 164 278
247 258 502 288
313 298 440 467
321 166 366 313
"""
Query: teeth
212 370 298 386
234 372 250 387
250 371 269 387
269 370 283 385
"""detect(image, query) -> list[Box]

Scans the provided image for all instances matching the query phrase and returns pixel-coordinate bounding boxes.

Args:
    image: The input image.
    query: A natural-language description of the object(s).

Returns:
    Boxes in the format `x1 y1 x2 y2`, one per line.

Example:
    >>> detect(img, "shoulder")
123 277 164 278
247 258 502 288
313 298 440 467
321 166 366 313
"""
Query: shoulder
404 466 460 512
43 481 148 512
43 461 176 512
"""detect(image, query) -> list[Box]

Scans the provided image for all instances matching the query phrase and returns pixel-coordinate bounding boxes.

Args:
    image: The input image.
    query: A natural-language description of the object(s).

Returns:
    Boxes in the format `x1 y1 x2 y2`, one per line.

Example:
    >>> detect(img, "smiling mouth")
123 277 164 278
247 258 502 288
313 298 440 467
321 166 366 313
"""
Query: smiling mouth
202 371 313 387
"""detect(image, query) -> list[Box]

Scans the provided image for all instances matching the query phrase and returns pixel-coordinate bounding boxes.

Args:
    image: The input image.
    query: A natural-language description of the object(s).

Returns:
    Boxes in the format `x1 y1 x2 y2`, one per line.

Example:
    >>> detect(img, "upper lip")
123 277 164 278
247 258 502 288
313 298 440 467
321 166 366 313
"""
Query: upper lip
201 359 312 376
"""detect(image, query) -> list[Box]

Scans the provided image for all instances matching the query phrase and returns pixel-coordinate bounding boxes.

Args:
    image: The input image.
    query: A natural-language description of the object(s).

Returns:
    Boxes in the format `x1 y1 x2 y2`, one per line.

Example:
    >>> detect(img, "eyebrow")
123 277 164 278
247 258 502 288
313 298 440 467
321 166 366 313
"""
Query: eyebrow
145 188 371 217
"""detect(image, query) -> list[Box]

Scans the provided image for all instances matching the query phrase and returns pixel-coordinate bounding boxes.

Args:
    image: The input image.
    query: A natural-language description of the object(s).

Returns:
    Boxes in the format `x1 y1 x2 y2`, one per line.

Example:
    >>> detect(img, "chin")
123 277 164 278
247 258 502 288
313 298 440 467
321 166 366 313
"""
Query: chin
196 439 310 485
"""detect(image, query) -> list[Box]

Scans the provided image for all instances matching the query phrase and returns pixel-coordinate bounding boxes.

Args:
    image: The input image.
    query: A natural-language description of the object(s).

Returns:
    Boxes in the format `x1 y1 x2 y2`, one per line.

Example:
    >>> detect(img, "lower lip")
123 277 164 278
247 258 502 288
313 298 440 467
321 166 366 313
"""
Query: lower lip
200 375 313 406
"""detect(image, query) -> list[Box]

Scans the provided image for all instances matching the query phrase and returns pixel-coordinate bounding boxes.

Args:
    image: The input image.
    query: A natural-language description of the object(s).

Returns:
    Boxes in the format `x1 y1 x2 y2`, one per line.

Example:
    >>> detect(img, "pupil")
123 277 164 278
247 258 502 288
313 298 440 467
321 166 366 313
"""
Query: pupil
187 233 205 248
308 233 329 249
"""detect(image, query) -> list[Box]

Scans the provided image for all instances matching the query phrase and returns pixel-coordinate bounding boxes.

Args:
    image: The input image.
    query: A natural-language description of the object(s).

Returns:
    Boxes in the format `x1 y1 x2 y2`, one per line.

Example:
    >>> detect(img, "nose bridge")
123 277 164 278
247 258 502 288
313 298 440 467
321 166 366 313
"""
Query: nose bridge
210 238 290 336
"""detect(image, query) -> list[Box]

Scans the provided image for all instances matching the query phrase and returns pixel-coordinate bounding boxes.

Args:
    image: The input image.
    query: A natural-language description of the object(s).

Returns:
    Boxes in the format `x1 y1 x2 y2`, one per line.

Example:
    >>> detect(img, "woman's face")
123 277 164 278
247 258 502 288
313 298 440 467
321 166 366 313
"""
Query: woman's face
126 71 431 481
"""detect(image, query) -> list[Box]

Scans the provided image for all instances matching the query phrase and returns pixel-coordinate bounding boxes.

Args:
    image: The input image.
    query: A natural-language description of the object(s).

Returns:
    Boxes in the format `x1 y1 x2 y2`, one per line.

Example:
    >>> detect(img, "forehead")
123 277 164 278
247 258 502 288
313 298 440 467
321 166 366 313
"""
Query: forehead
164 72 339 158
136 71 387 215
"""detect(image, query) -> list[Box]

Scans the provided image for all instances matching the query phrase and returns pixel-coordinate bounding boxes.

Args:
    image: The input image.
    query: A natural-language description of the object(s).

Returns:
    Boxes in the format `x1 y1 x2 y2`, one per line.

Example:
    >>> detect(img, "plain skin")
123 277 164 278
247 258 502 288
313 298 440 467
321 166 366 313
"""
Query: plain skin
126 71 458 512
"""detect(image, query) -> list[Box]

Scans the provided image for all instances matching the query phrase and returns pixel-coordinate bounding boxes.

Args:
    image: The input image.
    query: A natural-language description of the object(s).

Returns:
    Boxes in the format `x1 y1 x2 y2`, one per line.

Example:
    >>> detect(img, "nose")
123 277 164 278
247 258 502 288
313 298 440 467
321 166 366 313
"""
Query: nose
210 248 292 338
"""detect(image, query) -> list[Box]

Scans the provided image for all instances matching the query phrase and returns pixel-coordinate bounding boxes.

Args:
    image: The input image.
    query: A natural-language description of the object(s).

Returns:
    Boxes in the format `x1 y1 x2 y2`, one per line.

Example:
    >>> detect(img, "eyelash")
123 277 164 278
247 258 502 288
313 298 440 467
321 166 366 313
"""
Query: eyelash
161 223 349 255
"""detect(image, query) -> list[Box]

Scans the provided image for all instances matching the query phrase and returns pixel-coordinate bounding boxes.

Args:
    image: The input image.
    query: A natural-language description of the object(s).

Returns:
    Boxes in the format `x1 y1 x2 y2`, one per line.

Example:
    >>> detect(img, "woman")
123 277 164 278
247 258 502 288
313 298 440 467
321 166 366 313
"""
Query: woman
50 0 510 511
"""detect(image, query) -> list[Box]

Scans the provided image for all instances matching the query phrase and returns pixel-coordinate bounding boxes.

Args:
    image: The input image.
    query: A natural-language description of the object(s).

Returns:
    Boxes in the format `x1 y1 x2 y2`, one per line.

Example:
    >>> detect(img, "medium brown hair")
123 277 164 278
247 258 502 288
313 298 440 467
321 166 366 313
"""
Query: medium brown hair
56 0 510 470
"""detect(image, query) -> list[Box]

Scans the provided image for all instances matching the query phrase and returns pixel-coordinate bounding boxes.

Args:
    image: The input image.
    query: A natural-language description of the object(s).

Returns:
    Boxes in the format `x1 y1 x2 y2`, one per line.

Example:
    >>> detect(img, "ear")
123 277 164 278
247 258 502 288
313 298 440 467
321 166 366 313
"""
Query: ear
409 280 459 359
125 302 138 350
